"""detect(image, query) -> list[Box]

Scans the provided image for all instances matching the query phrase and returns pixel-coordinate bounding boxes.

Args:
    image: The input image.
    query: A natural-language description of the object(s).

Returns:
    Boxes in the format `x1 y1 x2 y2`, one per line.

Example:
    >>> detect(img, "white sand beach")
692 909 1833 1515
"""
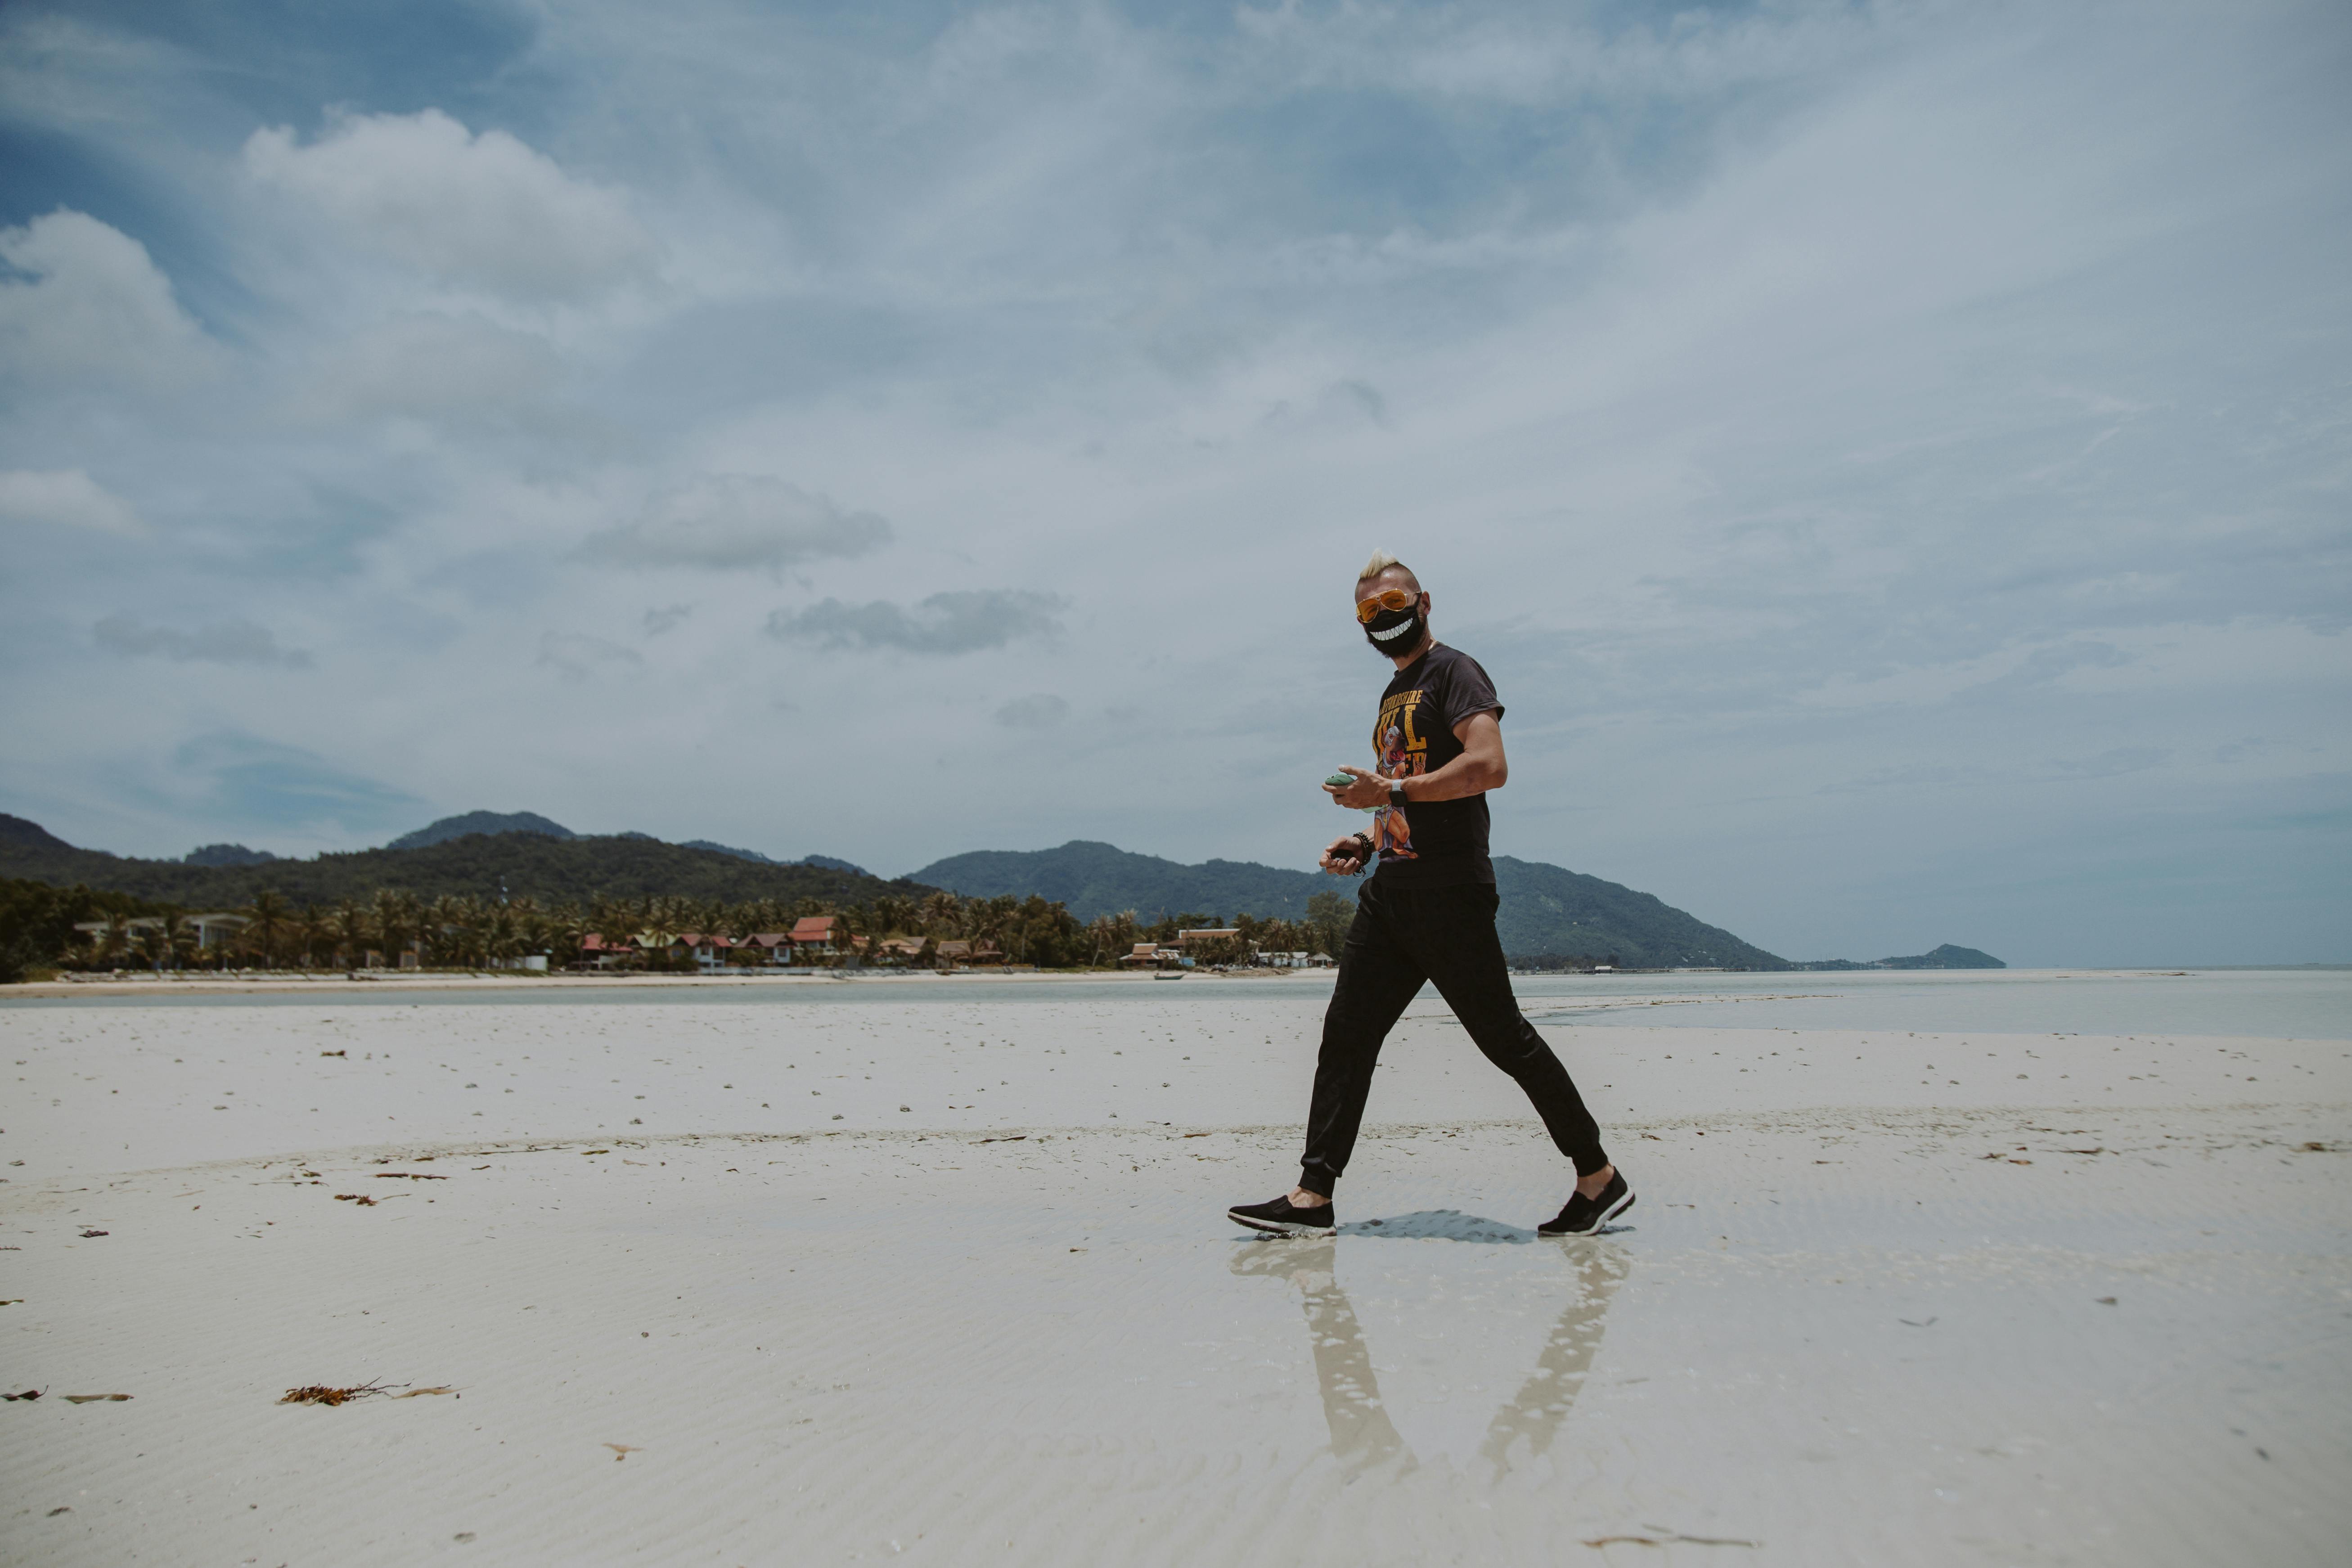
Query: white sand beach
3 975 2347 1565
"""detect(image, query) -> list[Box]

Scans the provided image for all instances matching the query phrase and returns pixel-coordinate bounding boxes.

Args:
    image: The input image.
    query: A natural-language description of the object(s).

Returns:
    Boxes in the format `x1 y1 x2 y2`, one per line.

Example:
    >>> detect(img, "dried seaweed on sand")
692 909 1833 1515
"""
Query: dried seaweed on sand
279 1380 404 1406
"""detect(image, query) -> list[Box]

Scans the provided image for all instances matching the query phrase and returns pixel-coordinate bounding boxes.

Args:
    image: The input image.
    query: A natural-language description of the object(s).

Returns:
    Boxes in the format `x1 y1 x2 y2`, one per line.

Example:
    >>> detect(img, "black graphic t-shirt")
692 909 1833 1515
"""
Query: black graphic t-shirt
1367 642 1503 886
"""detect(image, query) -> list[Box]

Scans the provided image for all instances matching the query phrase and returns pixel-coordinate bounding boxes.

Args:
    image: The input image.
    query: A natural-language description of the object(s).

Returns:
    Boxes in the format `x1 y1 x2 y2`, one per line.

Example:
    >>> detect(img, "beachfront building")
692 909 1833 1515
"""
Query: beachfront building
71 912 253 968
579 934 636 970
734 932 794 966
668 933 735 972
788 915 844 958
1174 927 1246 966
72 912 253 952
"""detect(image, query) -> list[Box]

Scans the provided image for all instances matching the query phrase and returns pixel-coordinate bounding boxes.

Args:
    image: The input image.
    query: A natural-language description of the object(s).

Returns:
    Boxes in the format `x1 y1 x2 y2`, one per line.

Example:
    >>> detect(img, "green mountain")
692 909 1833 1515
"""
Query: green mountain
1490 857 1787 970
1794 943 2004 971
910 840 1334 923
387 811 578 849
0 817 931 909
5 810 1802 969
911 839 1790 969
184 843 279 867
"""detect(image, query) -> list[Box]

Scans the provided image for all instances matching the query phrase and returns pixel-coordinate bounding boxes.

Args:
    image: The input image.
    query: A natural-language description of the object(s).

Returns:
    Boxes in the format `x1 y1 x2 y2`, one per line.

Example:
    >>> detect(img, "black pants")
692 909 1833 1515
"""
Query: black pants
1299 877 1608 1195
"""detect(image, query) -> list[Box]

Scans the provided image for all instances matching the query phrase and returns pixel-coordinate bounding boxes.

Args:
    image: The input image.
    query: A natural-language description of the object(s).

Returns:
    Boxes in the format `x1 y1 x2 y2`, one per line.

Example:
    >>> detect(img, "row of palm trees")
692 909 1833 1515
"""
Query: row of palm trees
70 885 1349 973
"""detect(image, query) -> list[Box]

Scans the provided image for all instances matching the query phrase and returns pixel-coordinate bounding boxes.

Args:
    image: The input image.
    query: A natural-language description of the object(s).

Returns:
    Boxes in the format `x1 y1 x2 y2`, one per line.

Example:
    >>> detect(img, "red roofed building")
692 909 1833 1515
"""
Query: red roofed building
789 915 844 956
580 933 639 970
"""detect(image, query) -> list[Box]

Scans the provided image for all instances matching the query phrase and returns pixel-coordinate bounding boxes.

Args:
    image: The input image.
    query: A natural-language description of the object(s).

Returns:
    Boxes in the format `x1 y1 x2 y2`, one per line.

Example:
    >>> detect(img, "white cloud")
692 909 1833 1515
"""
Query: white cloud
537 631 643 680
244 109 658 300
94 615 311 668
0 210 216 391
308 313 568 424
767 590 1067 656
994 693 1069 728
0 468 145 536
580 476 892 573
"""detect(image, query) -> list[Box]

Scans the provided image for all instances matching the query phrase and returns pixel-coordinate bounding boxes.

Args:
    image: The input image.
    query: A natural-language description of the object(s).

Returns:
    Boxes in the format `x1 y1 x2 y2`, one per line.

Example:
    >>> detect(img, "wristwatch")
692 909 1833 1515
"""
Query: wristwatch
1388 781 1409 810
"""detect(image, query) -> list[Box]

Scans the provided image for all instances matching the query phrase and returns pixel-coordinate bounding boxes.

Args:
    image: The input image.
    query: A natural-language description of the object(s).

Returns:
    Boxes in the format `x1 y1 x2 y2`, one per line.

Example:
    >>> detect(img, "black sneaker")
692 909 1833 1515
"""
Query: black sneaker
1228 1194 1336 1236
1538 1169 1634 1236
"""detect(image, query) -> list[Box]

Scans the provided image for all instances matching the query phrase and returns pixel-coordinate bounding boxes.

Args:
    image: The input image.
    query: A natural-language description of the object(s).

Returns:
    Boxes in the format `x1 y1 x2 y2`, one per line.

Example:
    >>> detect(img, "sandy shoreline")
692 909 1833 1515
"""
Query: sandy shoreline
4 987 2347 1564
7 966 1267 998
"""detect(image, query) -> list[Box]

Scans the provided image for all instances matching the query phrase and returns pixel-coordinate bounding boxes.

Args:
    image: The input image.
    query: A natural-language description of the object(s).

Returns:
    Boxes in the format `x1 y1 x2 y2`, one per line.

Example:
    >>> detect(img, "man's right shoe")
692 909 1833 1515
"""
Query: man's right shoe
1538 1169 1635 1236
1228 1194 1336 1236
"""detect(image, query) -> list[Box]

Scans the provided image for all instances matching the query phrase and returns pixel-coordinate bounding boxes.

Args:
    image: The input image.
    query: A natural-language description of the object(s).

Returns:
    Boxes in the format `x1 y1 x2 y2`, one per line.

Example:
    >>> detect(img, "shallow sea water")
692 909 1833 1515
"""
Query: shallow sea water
10 967 2348 1041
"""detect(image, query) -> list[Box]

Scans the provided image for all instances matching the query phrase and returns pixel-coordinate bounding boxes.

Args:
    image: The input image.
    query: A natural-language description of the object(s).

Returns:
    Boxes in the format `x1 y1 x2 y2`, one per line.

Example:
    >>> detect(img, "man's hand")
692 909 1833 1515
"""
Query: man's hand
1323 765 1391 811
1319 834 1370 876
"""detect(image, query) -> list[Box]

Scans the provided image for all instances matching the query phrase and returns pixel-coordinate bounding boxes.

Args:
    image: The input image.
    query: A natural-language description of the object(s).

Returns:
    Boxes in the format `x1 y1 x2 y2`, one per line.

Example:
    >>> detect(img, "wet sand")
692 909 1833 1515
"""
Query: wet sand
3 992 2347 1564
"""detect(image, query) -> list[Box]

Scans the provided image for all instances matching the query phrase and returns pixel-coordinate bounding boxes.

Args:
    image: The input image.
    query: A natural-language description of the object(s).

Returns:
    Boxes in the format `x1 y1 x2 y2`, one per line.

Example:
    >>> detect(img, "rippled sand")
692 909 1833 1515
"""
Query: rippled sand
3 989 2347 1565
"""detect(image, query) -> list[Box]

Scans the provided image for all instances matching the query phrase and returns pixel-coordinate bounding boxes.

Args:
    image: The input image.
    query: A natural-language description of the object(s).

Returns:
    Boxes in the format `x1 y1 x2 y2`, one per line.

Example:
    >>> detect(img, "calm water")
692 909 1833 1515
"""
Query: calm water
4 967 2346 1039
1512 967 2352 1040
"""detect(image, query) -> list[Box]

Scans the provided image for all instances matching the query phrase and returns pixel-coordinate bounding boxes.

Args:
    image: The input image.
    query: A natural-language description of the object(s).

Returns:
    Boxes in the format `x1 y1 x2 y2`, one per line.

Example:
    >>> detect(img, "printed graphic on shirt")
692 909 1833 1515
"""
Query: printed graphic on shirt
1370 688 1430 859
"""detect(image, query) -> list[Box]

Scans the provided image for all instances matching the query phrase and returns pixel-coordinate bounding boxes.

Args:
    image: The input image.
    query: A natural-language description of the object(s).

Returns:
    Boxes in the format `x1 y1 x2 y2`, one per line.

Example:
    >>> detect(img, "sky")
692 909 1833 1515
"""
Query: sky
1 0 2346 966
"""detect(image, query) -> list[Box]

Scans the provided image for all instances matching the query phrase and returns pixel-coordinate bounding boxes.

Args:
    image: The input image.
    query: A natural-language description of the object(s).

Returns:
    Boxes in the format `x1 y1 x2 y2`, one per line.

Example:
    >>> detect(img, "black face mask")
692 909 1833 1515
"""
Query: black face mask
1363 599 1424 655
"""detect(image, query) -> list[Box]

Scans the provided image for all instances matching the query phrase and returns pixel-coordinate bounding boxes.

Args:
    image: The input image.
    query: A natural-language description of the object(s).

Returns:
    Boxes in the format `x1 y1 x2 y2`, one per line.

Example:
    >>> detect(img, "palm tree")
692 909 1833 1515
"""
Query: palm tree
372 889 421 968
1089 911 1139 966
549 903 593 968
449 896 490 968
917 891 964 938
484 904 523 968
424 894 469 966
328 899 373 968
80 911 134 970
292 905 330 970
158 911 199 971
968 895 1018 957
508 898 551 967
244 891 291 970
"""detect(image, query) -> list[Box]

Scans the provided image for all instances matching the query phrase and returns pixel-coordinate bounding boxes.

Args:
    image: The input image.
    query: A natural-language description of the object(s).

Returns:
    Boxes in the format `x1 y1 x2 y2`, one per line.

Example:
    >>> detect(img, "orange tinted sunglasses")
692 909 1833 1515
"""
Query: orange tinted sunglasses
1354 587 1419 623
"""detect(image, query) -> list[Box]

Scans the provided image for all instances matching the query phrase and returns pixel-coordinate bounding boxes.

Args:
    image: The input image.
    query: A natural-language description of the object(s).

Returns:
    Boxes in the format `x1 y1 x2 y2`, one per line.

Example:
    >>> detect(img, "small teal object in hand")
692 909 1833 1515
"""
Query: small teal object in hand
1326 773 1376 811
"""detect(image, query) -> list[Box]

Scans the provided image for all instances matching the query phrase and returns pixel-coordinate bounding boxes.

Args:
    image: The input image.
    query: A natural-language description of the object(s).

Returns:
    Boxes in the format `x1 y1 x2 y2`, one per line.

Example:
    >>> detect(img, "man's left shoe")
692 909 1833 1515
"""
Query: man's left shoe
1538 1169 1634 1236
1228 1194 1336 1236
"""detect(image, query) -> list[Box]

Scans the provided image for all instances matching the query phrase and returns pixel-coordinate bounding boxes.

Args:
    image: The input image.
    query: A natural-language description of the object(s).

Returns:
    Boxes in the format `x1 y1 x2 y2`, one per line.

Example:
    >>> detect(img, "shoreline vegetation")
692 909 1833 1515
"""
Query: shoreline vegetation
0 874 1358 986
0 813 1999 983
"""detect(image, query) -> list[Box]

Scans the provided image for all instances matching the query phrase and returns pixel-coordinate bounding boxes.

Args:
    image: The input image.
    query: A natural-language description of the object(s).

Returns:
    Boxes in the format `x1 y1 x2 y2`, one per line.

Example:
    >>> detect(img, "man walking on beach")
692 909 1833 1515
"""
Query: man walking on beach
1228 553 1632 1238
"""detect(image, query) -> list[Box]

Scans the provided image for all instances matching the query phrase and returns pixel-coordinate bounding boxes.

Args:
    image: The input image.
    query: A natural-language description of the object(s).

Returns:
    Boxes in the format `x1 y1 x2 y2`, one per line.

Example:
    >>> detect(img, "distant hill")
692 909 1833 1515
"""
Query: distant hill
798 854 872 876
685 842 873 877
0 813 73 851
5 810 1808 968
1795 943 2004 971
1491 857 1787 970
684 839 780 864
184 843 279 867
0 817 933 908
911 839 1790 968
912 840 1334 923
387 811 577 849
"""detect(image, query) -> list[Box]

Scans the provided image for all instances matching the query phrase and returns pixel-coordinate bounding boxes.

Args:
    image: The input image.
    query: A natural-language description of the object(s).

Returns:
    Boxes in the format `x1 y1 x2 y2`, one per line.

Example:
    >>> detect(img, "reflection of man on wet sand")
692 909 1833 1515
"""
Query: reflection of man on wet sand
1230 1230 1630 1476
1228 553 1634 1239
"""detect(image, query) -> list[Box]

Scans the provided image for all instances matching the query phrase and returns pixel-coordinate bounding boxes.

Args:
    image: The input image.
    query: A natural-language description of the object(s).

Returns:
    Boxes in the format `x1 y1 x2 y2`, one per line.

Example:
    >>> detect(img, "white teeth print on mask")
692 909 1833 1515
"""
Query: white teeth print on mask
1364 603 1421 651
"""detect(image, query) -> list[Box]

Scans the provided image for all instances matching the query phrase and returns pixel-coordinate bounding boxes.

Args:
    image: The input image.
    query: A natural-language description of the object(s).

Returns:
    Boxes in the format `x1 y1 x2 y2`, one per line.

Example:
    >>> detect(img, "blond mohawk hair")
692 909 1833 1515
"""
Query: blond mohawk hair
1358 550 1410 583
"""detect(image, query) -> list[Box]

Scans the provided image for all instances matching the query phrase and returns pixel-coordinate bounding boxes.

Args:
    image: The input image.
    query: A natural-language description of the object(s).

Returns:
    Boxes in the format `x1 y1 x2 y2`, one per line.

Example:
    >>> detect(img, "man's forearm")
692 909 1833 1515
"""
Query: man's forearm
1394 751 1502 801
